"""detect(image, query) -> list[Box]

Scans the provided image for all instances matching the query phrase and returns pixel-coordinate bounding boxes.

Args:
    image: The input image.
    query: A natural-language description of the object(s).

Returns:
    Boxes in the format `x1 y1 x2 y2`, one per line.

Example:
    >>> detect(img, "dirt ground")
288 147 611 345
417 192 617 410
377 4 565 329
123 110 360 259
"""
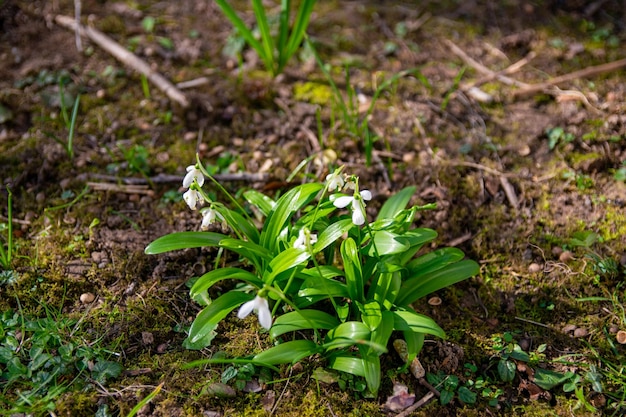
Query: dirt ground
1 0 626 416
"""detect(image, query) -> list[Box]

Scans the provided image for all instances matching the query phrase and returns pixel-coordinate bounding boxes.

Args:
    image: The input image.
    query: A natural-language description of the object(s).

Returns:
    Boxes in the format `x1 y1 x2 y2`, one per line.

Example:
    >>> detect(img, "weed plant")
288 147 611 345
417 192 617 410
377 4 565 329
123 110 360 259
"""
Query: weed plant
0 303 122 415
215 0 316 76
146 158 479 396
0 188 14 271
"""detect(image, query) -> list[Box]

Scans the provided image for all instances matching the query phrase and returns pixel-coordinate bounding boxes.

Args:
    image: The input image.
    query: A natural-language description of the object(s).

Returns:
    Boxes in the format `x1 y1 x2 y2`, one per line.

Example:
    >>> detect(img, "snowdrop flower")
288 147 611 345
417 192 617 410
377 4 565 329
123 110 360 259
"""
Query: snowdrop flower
237 295 272 330
183 188 203 210
293 228 318 249
200 207 224 230
331 189 372 226
183 165 205 188
325 172 345 192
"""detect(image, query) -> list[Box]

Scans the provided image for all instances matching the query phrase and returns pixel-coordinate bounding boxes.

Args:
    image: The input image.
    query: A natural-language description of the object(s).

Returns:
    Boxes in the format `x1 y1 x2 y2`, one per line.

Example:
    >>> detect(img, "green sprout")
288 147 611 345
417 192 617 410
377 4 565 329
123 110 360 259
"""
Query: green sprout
215 0 316 76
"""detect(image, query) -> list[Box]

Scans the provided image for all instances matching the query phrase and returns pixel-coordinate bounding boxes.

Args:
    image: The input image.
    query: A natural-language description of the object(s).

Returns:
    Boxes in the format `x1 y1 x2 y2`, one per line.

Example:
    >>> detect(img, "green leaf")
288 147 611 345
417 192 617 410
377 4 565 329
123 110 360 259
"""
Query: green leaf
534 368 572 390
440 389 454 405
458 386 477 404
397 260 479 305
283 0 316 72
359 300 382 332
341 238 364 302
216 207 259 243
214 0 268 67
270 310 340 338
406 247 466 275
392 309 446 339
92 360 123 384
190 268 264 300
498 359 516 382
253 340 319 365
260 183 323 253
360 349 381 395
145 231 227 254
509 345 530 362
369 311 394 353
403 331 425 363
371 270 401 308
219 238 272 263
189 292 255 345
312 218 353 253
328 355 365 377
263 247 311 285
366 230 409 256
324 321 371 350
244 189 275 216
377 186 416 220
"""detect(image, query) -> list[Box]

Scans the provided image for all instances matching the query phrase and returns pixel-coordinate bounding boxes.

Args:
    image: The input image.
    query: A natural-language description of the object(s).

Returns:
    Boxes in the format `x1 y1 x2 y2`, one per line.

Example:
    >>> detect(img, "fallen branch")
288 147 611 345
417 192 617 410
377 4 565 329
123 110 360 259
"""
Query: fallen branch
512 57 626 98
55 14 189 108
78 172 269 185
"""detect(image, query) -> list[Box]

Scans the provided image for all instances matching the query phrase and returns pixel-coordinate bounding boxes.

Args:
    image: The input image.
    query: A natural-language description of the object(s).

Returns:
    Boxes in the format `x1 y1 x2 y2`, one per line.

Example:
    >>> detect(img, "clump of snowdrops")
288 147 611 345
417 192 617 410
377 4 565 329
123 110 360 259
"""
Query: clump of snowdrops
146 159 479 396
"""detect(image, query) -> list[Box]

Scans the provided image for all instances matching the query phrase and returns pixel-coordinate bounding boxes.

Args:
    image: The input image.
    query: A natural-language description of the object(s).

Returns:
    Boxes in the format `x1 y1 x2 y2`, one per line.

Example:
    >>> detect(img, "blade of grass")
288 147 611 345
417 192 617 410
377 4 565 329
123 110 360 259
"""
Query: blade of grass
214 0 270 69
125 383 163 417
252 0 275 74
67 93 80 159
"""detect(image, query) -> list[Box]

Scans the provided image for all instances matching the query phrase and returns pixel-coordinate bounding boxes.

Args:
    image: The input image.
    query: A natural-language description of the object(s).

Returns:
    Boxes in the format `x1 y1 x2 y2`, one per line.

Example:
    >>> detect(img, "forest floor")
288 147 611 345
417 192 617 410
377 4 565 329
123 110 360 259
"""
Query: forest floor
1 0 625 416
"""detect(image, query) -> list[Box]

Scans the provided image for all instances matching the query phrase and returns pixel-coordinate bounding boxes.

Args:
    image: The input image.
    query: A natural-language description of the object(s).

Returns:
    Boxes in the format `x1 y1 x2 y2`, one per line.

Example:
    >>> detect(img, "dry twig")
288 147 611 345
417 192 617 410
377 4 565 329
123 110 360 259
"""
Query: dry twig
55 14 189 107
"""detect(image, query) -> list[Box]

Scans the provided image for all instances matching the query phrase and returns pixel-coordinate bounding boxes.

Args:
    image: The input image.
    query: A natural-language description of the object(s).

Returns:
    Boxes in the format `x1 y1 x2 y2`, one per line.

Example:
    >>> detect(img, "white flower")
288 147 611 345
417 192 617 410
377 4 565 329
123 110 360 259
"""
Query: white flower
200 207 224 230
237 295 272 330
183 165 205 188
325 172 345 192
331 190 372 226
293 228 318 249
183 188 203 210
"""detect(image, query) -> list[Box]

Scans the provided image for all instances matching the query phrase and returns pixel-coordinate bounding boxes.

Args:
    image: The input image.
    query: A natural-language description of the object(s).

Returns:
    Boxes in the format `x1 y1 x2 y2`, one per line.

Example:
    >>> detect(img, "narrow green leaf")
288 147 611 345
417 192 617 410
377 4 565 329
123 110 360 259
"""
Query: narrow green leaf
360 349 381 395
252 0 275 73
324 321 370 350
215 0 269 66
359 300 382 332
534 368 572 390
284 0 316 65
366 230 409 256
377 186 416 220
341 238 364 302
397 260 480 305
328 355 365 377
270 310 340 338
189 292 254 345
406 247 466 275
145 231 226 254
253 340 319 365
392 309 446 339
219 238 272 263
190 268 263 300
216 207 259 243
260 183 323 254
243 189 275 216
312 218 353 253
263 247 310 285
371 270 401 308
403 331 425 363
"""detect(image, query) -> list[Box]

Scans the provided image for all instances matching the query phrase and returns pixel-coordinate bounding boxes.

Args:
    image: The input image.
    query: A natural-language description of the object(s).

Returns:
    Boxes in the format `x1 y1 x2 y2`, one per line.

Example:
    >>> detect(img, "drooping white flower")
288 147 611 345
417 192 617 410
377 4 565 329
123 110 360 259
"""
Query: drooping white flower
325 172 345 192
331 189 372 226
200 207 224 230
237 295 272 330
183 165 205 188
293 228 318 249
183 188 203 210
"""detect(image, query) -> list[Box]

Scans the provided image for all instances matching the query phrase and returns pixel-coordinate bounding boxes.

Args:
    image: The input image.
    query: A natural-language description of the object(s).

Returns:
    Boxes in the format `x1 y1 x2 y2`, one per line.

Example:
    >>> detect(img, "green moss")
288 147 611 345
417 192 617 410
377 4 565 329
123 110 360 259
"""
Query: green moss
293 81 334 105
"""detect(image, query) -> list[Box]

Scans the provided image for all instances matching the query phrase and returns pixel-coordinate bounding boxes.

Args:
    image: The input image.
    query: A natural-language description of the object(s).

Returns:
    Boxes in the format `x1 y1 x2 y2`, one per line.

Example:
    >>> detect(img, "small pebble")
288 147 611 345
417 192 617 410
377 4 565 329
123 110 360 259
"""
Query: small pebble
528 263 542 273
80 292 95 304
562 324 577 334
559 251 574 262
573 328 589 338
551 246 563 257
142 331 154 345
428 296 442 306
156 343 168 354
